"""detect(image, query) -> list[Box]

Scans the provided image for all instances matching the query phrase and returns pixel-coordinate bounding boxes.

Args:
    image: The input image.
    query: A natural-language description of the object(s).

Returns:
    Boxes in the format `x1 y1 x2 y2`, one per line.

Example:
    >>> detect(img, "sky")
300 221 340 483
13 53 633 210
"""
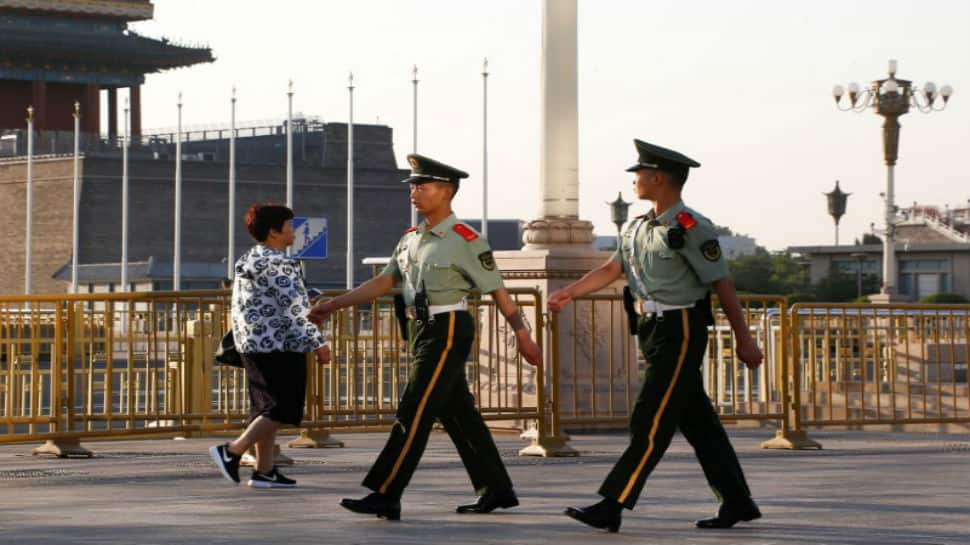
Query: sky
131 0 970 251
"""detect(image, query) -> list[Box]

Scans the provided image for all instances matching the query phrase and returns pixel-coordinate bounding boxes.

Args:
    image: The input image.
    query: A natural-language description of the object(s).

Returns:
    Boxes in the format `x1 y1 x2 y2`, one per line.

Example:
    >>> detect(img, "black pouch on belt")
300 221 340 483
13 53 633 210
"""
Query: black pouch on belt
622 286 639 335
393 294 409 341
414 284 431 324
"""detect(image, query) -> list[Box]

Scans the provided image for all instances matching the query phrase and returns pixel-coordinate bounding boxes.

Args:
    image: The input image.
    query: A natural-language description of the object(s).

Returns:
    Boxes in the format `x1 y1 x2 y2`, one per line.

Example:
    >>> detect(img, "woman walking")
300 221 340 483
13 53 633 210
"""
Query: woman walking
209 202 330 488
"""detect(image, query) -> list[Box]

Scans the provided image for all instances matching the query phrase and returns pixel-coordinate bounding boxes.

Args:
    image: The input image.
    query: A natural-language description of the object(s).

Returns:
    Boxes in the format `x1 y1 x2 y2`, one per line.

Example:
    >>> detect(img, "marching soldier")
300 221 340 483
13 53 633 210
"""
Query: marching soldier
548 139 764 532
308 153 542 521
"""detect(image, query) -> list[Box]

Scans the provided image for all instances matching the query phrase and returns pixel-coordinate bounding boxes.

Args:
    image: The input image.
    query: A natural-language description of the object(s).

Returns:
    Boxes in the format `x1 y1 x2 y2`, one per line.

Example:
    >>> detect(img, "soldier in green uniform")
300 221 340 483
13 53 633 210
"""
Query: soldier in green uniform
308 153 542 521
548 139 764 532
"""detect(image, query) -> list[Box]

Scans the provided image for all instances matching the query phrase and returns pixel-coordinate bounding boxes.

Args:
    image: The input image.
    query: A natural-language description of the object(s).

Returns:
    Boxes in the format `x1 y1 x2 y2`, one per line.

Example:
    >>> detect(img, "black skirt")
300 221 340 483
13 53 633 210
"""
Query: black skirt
241 352 308 426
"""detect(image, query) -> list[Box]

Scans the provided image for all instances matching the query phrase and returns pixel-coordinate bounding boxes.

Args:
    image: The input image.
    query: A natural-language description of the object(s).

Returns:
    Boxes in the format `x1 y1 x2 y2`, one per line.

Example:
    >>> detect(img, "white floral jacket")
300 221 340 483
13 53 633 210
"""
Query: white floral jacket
231 245 327 354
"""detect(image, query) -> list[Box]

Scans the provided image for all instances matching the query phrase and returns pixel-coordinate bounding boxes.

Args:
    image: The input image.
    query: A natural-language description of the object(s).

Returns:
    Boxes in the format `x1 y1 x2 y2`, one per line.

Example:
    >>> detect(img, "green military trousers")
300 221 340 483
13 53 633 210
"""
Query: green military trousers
362 310 514 500
598 306 752 509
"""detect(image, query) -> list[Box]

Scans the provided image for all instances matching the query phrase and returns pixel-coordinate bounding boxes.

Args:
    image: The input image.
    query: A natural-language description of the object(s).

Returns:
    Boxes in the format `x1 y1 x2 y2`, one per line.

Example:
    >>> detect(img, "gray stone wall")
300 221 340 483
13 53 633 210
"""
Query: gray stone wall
0 145 410 294
0 156 77 295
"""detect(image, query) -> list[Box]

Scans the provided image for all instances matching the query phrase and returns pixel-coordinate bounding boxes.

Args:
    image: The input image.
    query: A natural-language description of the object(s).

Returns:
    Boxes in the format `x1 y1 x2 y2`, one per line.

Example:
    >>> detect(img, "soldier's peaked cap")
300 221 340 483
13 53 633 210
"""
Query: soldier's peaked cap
402 153 469 184
625 139 701 173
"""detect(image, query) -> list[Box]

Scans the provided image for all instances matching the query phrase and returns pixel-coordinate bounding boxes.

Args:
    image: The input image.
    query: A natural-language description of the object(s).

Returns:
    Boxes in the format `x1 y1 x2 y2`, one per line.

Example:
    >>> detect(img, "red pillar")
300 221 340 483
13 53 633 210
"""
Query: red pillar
107 87 118 142
130 84 142 142
31 80 47 131
83 84 100 135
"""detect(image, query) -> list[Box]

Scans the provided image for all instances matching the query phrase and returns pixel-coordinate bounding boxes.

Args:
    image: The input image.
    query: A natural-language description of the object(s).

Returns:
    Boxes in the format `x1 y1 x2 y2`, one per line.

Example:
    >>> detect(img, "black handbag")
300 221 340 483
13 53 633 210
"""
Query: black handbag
214 330 244 367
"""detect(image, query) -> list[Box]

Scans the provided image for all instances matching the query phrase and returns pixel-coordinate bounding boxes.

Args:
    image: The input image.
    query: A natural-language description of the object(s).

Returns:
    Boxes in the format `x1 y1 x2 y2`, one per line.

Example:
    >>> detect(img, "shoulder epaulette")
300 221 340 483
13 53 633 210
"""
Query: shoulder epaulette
675 211 697 230
452 223 479 241
405 226 418 233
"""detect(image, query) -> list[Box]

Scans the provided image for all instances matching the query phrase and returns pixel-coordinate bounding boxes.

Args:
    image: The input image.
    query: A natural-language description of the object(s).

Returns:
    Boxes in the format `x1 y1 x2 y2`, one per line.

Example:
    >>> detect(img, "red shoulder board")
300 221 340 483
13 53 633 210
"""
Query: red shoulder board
405 226 418 233
452 223 479 241
675 211 698 230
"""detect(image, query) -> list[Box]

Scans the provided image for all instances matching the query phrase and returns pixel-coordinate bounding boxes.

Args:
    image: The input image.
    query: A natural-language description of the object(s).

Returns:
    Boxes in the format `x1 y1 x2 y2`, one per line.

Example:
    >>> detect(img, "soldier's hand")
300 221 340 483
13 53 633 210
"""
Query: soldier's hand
547 289 572 313
516 330 542 367
736 336 763 369
308 301 335 326
314 345 331 365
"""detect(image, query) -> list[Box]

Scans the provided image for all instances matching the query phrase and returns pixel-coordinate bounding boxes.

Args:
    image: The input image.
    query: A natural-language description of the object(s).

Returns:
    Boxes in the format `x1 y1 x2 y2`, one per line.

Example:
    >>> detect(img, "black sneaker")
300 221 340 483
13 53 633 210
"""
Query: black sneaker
248 467 297 489
208 443 241 484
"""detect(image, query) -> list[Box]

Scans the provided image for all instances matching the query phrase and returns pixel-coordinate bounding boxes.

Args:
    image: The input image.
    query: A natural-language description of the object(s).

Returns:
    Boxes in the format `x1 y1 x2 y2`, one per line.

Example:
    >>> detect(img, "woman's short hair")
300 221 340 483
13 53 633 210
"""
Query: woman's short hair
244 202 294 242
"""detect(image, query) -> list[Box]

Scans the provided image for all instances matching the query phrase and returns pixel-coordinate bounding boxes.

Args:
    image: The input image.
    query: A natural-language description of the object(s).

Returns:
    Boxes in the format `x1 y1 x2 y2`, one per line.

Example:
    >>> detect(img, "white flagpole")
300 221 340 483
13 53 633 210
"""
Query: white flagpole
482 58 489 239
71 101 80 294
411 65 418 227
121 97 129 292
286 79 293 210
228 86 237 280
347 72 355 289
25 106 33 296
174 92 182 291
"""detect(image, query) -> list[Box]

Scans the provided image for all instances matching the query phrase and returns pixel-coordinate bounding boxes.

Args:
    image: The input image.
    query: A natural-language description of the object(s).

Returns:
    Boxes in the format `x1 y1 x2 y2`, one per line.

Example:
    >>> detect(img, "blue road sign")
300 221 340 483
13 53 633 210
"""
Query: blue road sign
293 217 328 260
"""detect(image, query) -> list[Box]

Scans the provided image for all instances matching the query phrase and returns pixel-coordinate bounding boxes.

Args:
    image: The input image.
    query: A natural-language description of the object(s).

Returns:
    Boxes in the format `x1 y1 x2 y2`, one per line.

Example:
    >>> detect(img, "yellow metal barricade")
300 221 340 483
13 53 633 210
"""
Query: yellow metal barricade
789 303 970 429
0 288 545 455
549 294 790 439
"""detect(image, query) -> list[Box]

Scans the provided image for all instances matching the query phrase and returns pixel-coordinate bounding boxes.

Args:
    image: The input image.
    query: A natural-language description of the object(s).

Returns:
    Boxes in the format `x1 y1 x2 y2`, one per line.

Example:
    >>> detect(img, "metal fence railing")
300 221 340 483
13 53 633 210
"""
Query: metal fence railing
2 289 968 456
789 303 969 429
0 288 547 456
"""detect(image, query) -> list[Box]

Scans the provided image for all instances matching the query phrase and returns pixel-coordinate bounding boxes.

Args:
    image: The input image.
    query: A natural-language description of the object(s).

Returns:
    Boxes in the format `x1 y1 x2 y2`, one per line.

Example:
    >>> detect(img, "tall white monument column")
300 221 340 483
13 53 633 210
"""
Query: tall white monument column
522 0 594 247
502 0 625 457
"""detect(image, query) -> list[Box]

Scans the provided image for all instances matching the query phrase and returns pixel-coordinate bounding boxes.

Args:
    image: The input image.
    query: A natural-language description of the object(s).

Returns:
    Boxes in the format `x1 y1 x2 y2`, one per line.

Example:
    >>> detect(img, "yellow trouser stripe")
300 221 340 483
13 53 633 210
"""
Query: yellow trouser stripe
380 312 455 494
617 308 690 504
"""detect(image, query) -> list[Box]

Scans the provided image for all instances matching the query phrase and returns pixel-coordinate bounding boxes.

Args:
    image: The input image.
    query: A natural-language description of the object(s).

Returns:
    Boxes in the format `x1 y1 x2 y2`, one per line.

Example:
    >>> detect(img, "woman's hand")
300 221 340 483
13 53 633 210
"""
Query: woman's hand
314 345 331 365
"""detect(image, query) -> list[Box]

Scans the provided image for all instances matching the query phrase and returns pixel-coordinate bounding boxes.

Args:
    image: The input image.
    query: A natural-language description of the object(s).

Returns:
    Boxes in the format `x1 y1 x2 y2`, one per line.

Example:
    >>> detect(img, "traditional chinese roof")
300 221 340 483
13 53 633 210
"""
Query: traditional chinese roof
0 0 153 21
0 13 214 85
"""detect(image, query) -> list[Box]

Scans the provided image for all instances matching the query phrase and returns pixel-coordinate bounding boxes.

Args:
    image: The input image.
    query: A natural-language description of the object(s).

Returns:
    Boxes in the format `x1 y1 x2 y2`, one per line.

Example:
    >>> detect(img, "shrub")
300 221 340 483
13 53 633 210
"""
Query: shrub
918 292 969 304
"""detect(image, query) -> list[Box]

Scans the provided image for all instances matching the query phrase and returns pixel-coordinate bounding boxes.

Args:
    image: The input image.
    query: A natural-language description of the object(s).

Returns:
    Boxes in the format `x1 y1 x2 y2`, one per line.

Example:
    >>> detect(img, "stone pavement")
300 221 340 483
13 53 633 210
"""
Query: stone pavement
1 429 968 545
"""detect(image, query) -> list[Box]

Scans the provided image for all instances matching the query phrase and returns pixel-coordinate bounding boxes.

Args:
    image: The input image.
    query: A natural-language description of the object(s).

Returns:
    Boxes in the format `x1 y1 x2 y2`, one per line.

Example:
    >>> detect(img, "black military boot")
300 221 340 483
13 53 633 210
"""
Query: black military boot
695 498 761 529
564 498 623 533
456 488 519 514
339 492 402 521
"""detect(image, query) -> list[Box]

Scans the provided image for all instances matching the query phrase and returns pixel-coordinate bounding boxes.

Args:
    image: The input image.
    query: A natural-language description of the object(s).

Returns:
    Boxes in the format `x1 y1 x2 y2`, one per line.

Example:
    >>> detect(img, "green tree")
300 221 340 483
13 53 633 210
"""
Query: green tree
918 292 969 304
729 252 808 295
813 272 880 302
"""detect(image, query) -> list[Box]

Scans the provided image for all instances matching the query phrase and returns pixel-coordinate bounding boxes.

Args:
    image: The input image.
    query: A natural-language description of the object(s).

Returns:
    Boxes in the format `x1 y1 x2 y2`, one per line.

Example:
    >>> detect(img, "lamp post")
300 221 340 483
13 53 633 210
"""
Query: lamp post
832 60 953 298
25 106 33 296
824 180 850 246
850 252 867 299
608 192 631 247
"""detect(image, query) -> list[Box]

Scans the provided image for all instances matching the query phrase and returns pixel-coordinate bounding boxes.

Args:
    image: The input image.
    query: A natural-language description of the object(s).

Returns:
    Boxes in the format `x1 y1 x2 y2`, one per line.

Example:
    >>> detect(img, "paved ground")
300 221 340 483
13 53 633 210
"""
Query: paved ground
1 429 968 545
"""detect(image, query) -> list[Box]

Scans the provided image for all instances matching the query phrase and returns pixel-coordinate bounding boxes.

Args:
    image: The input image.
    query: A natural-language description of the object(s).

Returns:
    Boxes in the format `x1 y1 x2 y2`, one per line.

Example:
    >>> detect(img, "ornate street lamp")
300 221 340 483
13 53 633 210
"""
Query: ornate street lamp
608 192 631 247
832 60 953 297
824 180 850 246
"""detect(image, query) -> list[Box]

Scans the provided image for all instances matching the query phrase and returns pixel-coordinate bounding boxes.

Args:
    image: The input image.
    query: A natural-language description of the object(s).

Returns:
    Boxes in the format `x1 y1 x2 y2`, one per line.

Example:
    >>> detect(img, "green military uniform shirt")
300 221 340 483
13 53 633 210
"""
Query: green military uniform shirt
381 213 503 305
612 201 728 305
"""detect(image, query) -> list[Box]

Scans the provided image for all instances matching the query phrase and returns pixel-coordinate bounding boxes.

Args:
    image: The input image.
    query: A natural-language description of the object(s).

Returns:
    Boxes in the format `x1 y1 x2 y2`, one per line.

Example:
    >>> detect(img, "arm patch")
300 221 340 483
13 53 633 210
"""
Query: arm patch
701 239 722 261
478 251 496 271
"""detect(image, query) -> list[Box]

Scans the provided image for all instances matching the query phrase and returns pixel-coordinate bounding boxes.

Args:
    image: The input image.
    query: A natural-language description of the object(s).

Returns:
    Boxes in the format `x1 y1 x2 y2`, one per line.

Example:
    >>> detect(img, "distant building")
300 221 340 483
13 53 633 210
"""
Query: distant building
0 0 212 141
460 219 523 251
790 201 970 301
718 234 759 259
0 121 411 294
593 235 618 252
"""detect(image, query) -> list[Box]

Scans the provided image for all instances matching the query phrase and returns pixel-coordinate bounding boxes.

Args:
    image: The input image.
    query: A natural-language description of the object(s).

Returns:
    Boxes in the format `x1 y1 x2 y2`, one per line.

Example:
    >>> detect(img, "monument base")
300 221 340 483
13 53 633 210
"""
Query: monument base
287 428 345 448
32 438 94 458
